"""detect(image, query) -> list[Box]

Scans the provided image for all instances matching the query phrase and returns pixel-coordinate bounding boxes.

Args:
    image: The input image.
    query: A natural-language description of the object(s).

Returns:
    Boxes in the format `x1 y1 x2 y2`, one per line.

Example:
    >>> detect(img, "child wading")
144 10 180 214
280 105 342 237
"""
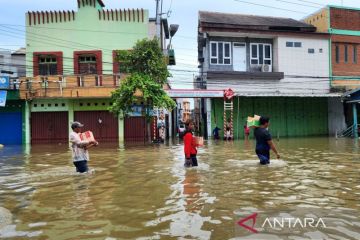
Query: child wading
183 119 199 167
69 122 98 173
254 116 280 165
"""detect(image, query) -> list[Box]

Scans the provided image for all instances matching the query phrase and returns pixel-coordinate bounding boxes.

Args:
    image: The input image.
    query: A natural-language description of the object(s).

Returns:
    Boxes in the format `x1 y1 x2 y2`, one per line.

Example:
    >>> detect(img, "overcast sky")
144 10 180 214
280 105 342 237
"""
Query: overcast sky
0 0 359 88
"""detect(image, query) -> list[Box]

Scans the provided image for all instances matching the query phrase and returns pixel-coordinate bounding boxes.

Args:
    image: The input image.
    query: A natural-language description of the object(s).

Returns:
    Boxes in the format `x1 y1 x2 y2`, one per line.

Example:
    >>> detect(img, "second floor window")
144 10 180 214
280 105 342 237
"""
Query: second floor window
354 45 357 64
335 45 340 64
79 55 97 74
39 56 58 75
250 43 272 66
210 41 231 65
344 45 348 63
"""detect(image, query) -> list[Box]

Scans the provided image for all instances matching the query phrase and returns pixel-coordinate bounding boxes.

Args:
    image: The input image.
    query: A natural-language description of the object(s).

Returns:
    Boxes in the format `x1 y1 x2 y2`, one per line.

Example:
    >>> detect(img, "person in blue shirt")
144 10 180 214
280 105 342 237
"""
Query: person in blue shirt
254 116 280 165
212 126 221 140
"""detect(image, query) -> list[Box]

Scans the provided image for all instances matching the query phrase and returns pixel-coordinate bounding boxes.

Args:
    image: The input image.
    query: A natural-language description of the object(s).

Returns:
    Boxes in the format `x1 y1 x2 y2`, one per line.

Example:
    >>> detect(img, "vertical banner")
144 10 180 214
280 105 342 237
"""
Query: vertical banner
0 90 7 107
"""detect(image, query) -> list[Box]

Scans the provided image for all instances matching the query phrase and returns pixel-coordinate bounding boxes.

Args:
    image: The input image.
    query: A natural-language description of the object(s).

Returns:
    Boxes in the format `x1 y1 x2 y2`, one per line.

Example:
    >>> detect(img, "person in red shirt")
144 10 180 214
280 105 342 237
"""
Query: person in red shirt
183 119 198 167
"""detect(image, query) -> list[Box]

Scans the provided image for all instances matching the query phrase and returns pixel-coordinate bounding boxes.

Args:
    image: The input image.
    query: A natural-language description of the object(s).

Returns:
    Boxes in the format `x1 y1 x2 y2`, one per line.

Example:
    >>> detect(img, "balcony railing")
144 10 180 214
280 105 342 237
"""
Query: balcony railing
19 74 127 100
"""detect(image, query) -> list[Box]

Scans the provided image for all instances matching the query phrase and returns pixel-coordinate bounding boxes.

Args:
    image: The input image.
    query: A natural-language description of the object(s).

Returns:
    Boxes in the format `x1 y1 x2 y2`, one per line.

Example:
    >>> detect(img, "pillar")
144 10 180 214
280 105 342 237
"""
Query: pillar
118 114 124 145
206 98 212 138
24 101 31 144
68 100 74 138
353 103 358 138
168 110 172 138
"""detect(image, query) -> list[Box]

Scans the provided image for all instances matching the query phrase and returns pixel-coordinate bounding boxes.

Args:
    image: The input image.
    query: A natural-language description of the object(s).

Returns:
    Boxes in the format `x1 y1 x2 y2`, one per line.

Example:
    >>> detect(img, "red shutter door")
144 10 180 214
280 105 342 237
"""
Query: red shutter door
31 112 68 144
74 111 119 142
124 117 146 142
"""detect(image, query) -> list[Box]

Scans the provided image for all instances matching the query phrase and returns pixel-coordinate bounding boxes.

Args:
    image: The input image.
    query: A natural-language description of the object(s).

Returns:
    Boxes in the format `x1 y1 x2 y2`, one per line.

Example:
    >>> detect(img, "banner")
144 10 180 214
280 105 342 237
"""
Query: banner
0 76 10 89
0 90 7 107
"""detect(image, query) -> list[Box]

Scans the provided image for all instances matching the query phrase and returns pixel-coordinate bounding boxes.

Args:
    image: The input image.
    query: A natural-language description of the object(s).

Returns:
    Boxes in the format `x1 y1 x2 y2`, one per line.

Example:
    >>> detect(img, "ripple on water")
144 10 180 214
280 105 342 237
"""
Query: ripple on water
227 159 287 168
0 139 359 240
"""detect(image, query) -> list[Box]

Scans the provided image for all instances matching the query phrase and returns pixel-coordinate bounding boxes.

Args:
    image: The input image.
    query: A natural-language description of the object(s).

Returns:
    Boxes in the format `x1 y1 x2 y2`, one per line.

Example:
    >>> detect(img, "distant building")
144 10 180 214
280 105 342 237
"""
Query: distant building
0 48 26 144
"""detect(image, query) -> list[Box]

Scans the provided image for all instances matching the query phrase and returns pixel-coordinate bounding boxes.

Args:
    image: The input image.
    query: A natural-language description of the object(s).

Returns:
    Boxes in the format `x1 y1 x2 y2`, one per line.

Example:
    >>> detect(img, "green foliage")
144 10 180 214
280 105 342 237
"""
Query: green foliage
110 38 176 117
115 38 170 85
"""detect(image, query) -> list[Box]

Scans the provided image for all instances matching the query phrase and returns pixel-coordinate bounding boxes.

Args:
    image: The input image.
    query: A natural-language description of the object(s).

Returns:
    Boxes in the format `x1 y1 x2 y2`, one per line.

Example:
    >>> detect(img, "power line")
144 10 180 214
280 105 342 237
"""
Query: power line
0 23 197 40
0 25 116 57
272 0 319 9
233 0 308 14
0 26 199 66
293 0 324 7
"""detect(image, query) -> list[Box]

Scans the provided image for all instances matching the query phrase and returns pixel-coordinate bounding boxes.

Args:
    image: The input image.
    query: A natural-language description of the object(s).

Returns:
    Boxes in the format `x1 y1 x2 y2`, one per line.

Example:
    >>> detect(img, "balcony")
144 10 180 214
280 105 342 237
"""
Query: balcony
19 74 128 100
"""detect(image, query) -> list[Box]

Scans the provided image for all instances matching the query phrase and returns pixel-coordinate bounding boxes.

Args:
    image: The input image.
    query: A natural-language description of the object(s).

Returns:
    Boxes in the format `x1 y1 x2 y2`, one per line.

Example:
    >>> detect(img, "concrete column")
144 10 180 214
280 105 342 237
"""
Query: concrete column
328 98 346 136
118 114 124 145
68 100 74 138
168 110 172 138
206 98 212 137
24 101 31 144
353 103 358 138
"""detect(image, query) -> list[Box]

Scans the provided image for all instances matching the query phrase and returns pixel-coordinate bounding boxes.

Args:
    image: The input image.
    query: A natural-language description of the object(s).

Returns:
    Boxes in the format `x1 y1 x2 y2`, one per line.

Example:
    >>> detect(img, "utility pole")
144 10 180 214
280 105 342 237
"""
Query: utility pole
155 0 161 39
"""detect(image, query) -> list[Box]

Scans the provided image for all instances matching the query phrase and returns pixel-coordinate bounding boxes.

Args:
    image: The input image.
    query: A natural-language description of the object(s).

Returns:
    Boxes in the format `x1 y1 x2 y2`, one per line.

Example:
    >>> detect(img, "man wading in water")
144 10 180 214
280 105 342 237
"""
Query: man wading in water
69 122 98 173
254 116 280 165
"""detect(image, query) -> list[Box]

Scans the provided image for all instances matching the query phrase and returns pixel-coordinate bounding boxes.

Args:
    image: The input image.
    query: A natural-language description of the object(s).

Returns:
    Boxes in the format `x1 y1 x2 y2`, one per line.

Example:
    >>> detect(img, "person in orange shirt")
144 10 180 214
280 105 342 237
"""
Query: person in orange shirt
183 119 198 167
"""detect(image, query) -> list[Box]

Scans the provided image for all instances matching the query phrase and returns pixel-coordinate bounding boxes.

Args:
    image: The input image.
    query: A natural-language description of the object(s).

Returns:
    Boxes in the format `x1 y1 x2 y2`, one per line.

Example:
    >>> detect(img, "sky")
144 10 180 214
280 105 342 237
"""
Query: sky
0 0 359 89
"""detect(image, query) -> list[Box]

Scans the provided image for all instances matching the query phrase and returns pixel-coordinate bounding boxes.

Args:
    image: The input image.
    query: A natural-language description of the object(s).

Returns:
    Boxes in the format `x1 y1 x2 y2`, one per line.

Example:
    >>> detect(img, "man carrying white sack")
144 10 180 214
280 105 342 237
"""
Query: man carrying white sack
69 121 98 173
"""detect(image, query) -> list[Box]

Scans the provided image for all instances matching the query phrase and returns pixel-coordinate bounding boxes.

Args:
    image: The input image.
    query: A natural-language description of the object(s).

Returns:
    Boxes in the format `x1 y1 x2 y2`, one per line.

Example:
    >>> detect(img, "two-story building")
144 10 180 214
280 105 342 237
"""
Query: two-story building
304 5 360 136
198 11 345 139
0 48 26 144
20 0 172 144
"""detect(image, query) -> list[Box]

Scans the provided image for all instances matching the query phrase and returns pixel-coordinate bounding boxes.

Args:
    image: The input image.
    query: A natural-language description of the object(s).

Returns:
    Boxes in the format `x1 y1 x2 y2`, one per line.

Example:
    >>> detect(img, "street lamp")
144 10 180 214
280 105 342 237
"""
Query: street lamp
168 24 179 49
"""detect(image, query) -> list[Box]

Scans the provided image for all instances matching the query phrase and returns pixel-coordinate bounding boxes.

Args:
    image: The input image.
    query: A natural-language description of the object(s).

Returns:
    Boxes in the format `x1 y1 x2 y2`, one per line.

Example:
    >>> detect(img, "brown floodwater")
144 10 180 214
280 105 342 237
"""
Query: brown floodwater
0 138 359 240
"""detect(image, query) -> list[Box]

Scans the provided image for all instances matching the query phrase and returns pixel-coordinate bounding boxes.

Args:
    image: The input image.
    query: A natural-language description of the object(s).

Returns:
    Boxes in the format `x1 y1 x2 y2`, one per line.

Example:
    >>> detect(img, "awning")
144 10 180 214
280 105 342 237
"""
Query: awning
166 89 223 98
234 92 342 97
341 87 360 103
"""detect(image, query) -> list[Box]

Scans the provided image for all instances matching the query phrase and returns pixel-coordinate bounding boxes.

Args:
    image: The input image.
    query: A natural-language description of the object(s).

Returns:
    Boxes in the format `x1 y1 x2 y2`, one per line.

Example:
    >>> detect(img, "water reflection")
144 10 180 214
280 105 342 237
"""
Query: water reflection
0 138 359 239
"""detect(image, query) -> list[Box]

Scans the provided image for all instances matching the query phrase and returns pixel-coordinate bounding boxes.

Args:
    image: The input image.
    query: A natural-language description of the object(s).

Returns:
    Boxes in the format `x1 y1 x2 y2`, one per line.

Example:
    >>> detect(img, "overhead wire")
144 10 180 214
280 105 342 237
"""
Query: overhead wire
233 0 308 14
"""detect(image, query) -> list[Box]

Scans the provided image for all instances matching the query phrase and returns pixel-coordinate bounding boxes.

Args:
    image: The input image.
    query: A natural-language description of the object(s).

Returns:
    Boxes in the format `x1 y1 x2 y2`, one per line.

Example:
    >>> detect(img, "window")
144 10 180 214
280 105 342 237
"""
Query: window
286 42 293 47
250 43 272 66
294 42 302 48
308 48 315 54
286 42 301 48
335 45 340 64
39 56 58 75
79 55 97 74
210 41 231 65
353 45 357 64
319 48 323 53
345 45 348 63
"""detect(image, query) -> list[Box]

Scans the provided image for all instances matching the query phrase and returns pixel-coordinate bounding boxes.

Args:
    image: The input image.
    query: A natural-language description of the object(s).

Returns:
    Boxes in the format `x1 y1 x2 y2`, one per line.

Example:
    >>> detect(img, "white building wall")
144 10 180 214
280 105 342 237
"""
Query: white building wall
206 36 330 95
277 36 330 94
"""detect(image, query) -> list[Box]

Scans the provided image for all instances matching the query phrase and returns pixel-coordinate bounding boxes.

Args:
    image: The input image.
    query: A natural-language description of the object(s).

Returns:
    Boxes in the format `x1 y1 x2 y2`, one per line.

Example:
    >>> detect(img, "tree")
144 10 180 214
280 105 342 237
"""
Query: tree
109 38 176 142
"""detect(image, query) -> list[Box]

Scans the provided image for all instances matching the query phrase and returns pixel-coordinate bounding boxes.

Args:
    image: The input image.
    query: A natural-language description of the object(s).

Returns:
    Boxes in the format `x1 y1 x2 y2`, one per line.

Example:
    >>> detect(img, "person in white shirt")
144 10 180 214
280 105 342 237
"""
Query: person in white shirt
69 121 98 173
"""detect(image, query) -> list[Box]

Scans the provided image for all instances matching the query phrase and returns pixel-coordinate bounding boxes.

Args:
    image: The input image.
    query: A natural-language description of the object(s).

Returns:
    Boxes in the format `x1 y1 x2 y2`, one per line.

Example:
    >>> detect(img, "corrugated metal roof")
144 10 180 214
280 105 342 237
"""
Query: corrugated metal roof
199 11 315 30
234 92 341 97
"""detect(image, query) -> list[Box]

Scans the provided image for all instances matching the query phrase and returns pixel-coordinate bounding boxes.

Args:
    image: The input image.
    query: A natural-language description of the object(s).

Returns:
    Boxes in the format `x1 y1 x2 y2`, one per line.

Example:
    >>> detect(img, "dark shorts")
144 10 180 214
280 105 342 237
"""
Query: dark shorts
256 149 270 165
185 154 198 167
73 160 89 173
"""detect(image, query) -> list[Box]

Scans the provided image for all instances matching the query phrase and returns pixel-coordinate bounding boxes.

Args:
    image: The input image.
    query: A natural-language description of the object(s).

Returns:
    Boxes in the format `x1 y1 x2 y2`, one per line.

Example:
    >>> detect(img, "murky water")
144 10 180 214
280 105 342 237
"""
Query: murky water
0 138 359 239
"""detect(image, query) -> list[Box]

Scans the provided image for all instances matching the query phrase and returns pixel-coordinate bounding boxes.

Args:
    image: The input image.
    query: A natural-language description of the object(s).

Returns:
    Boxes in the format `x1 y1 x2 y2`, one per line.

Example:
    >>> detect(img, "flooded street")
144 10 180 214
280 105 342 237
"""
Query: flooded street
0 138 359 239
